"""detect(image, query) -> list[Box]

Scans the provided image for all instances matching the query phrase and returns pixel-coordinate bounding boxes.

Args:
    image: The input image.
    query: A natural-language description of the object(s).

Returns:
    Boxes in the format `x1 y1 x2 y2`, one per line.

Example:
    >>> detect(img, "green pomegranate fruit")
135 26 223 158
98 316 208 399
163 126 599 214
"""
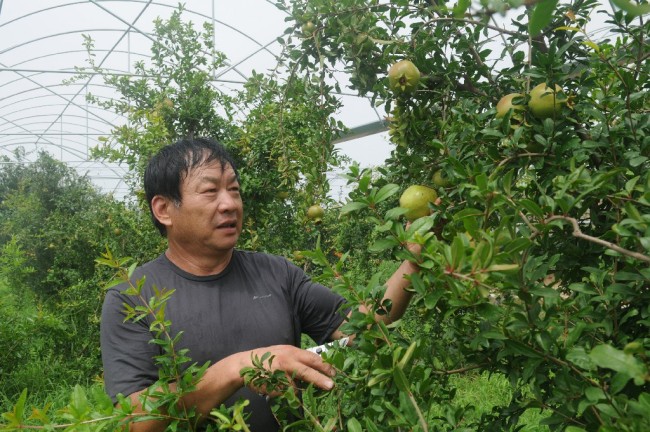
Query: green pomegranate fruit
432 169 449 187
301 21 316 35
399 185 437 221
306 204 325 223
528 83 567 119
495 93 525 119
388 60 421 94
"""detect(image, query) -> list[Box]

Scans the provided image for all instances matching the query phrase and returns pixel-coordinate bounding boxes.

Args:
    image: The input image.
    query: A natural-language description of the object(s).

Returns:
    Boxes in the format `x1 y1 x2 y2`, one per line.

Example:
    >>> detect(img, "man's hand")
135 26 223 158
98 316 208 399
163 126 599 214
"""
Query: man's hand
243 345 336 397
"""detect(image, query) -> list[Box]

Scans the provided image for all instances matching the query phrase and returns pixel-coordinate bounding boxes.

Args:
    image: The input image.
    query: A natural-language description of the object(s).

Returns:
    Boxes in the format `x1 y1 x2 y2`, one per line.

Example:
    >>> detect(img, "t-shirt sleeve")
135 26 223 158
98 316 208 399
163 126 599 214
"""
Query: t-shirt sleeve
100 287 160 404
286 260 349 345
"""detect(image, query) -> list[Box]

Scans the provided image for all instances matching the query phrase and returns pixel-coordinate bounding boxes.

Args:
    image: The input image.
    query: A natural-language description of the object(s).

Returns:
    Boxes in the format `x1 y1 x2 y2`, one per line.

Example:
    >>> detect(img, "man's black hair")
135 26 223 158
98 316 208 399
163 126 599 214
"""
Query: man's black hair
144 137 239 236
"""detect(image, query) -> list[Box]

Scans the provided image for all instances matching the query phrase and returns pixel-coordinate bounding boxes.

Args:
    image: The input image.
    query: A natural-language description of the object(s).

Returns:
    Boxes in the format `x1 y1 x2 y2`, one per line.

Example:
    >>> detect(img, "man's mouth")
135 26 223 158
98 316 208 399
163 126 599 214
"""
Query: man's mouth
216 220 237 229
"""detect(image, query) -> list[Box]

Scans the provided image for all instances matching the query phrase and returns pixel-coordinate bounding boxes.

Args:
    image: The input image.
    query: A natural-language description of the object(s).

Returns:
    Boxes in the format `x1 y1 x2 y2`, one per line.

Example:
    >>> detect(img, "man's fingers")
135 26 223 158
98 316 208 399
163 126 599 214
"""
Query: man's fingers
302 349 336 376
248 345 336 393
279 349 335 390
293 366 335 390
292 352 335 390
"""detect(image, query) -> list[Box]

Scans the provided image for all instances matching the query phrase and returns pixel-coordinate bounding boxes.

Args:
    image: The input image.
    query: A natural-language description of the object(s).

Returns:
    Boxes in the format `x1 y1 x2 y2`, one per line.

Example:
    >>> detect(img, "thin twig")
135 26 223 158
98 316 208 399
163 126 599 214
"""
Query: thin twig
545 215 650 263
422 17 521 37
496 152 547 169
446 270 498 292
407 390 429 432
432 364 485 375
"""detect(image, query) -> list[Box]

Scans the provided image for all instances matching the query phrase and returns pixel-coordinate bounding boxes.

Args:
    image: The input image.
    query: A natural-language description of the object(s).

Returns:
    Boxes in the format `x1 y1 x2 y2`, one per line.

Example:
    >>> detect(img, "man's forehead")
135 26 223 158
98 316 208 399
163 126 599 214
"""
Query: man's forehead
186 160 236 181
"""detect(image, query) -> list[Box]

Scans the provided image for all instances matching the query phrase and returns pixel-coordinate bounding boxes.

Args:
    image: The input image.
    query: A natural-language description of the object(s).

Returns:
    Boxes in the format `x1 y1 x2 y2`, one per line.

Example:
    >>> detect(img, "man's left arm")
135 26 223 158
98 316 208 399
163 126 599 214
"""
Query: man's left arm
330 247 421 340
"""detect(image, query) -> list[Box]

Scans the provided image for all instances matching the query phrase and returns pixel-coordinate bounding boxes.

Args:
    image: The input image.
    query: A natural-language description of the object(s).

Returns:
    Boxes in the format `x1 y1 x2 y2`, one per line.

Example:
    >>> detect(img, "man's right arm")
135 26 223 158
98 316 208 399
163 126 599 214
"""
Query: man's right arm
122 345 336 432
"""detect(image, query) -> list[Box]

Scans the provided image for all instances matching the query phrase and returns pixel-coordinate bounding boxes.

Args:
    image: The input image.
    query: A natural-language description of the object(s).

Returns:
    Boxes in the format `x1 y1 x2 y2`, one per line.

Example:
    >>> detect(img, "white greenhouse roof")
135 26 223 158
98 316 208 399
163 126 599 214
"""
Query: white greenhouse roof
0 0 390 199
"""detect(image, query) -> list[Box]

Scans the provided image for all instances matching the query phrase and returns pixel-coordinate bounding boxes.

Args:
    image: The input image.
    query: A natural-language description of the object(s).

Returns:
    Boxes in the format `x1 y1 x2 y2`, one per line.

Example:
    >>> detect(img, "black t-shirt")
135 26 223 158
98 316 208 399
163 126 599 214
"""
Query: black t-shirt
100 250 347 431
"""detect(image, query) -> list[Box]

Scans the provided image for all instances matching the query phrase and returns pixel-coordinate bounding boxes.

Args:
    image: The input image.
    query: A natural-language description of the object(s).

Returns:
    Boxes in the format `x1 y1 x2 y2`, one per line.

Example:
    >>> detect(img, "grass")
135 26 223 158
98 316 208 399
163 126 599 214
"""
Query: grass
0 277 103 414
444 371 550 431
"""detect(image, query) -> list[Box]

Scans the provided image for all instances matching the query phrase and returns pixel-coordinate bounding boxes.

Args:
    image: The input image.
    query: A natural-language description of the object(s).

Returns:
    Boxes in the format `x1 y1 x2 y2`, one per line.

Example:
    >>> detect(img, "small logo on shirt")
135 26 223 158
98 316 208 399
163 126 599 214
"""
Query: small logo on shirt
253 294 272 300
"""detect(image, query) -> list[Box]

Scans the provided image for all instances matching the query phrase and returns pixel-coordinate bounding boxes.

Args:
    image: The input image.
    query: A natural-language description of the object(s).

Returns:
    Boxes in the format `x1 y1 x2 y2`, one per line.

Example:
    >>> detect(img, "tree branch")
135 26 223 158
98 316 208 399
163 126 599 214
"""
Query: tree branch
422 17 521 37
545 215 650 263
432 364 485 375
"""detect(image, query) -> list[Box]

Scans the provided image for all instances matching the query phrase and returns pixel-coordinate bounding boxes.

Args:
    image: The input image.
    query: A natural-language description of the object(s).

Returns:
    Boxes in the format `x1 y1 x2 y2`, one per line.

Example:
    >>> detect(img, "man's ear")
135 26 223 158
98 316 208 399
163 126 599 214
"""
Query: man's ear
151 195 174 229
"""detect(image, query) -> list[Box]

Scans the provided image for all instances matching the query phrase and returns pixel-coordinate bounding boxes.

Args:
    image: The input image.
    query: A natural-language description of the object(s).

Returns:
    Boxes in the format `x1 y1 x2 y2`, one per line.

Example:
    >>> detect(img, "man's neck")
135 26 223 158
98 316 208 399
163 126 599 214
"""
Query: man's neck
164 246 234 276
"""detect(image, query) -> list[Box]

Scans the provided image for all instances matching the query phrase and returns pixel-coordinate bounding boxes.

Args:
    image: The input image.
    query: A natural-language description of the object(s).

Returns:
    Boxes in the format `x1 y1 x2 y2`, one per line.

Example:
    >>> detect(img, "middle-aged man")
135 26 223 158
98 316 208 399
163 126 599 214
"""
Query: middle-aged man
100 137 421 431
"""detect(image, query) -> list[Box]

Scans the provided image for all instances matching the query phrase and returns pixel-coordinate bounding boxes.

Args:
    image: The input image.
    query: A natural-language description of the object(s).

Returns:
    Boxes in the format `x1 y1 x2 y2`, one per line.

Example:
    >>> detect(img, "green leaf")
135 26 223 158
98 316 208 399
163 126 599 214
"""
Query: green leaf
453 0 471 18
392 366 410 392
595 402 619 418
482 331 508 340
529 0 560 36
407 216 433 237
475 173 488 192
582 40 600 52
629 156 649 167
424 290 444 309
347 418 363 432
369 238 399 252
529 287 561 299
535 331 554 351
585 386 605 402
450 235 466 269
67 385 91 421
567 347 596 370
631 392 650 414
568 283 596 295
340 201 368 215
611 371 633 393
555 26 582 32
397 341 418 369
453 208 484 221
487 263 519 272
385 207 408 220
519 198 544 218
589 344 648 382
367 371 391 387
610 0 650 17
503 237 532 255
2 388 27 425
373 183 399 204
505 340 543 358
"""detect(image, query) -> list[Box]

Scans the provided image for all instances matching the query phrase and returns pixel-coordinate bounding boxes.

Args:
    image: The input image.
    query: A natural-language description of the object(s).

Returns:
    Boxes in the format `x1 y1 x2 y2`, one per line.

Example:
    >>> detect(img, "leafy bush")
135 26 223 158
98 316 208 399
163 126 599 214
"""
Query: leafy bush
0 153 165 408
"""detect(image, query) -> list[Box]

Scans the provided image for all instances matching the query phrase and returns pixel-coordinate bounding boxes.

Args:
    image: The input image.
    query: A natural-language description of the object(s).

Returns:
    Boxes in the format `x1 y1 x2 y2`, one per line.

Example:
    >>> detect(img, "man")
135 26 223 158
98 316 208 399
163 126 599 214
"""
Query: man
100 137 420 431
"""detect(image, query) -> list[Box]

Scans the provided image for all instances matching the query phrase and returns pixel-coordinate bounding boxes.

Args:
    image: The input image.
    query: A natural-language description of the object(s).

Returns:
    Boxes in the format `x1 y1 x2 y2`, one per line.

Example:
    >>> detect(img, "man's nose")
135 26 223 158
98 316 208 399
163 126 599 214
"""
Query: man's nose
217 191 239 211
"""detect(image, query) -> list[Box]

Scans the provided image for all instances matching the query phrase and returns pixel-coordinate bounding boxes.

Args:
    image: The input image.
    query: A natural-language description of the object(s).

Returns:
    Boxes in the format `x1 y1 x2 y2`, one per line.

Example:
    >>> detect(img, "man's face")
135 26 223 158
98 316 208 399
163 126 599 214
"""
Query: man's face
167 159 243 255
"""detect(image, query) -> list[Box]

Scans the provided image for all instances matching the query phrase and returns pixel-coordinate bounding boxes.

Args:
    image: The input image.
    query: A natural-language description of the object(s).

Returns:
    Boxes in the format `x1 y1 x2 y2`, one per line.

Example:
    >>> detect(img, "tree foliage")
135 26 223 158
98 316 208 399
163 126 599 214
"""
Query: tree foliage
274 0 649 430
87 6 238 185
